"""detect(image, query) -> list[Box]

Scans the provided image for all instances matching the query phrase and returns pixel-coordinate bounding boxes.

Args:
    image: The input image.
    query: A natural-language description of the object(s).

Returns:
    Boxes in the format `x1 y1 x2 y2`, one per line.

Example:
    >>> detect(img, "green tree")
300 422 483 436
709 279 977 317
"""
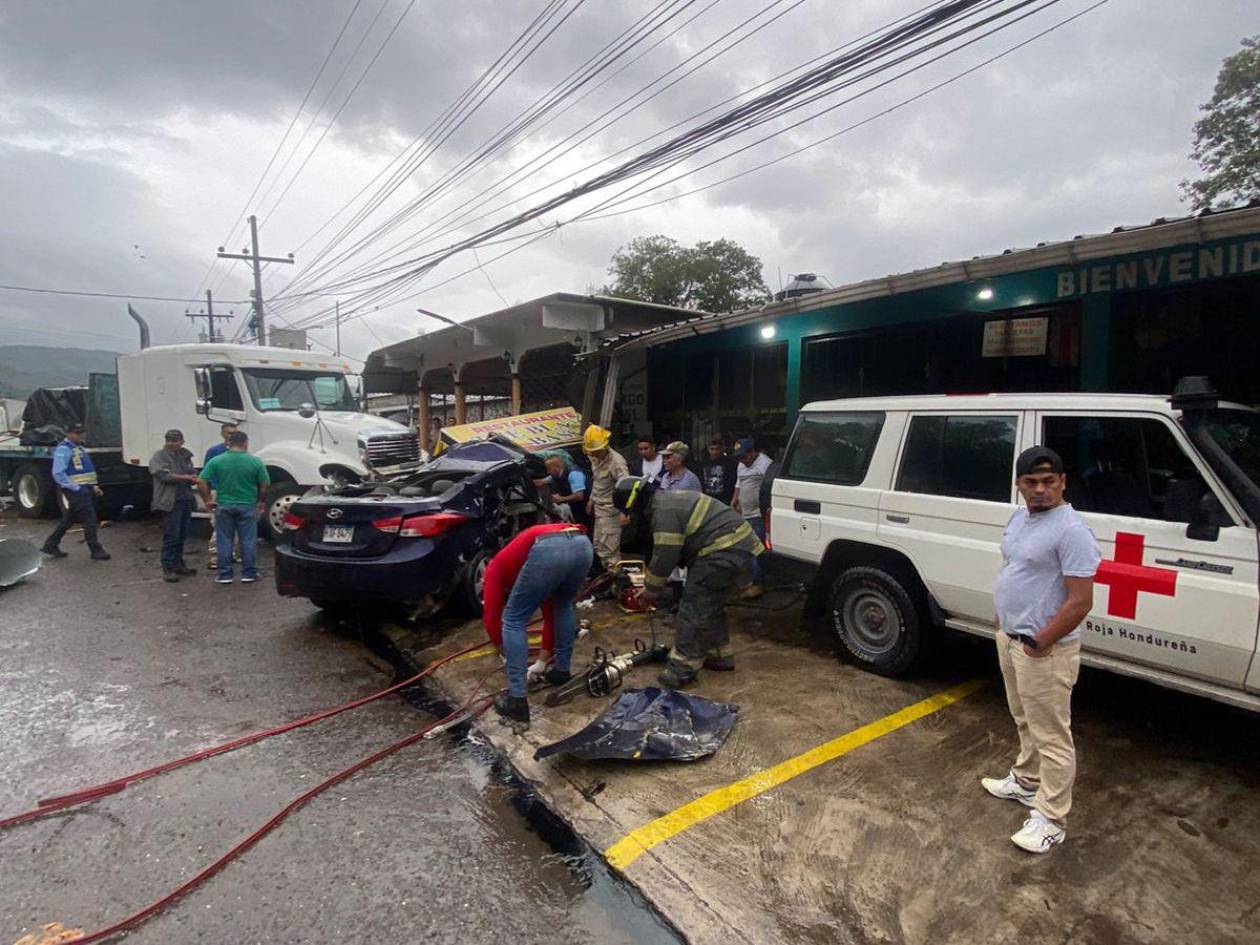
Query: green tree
1181 35 1260 210
604 235 769 313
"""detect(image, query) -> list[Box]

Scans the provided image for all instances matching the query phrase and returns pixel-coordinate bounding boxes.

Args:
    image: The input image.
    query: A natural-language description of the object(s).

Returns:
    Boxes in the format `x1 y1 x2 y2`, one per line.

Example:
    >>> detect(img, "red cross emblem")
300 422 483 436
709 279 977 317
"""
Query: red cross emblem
1094 532 1177 619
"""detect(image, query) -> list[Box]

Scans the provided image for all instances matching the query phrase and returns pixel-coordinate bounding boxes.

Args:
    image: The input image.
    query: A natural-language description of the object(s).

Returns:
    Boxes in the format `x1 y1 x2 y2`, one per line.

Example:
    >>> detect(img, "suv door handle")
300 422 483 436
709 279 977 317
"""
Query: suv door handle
885 514 910 524
794 499 821 514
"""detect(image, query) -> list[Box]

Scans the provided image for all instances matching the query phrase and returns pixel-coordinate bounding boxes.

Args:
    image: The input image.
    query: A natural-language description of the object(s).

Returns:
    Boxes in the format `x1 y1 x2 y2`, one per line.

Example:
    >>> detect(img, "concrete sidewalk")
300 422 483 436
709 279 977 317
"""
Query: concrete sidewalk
402 588 1260 945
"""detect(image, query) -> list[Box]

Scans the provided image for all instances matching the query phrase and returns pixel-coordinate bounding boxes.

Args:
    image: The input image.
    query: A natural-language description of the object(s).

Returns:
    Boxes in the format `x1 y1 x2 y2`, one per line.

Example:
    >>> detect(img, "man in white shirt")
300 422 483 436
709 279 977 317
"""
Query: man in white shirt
731 437 771 598
631 434 664 482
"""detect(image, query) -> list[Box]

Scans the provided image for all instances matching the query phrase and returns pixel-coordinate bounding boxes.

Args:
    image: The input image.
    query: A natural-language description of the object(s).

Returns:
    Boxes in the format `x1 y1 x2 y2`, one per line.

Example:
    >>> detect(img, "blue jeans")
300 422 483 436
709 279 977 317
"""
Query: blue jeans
216 504 259 579
501 533 594 698
160 495 194 570
746 515 766 586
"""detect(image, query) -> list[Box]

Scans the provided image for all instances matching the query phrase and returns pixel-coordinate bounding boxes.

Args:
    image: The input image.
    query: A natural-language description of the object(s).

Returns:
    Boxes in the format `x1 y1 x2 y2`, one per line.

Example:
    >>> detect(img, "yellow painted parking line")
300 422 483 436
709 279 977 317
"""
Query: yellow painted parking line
453 633 542 662
604 677 987 871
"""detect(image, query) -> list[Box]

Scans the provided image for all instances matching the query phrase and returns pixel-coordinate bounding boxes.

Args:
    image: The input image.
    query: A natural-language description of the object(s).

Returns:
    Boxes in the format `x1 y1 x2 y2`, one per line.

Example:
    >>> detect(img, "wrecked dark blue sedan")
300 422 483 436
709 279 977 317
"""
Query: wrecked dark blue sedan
275 439 549 619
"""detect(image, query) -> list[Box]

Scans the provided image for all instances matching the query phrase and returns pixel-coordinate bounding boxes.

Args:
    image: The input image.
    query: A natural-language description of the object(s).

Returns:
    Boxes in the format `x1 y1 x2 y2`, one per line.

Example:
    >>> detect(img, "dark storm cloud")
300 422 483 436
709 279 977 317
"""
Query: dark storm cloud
0 0 1254 357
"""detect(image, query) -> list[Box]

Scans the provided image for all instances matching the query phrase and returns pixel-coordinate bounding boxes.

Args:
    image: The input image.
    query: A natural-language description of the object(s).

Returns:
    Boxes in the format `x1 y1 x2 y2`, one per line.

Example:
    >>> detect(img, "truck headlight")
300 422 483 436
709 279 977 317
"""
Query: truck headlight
358 439 369 466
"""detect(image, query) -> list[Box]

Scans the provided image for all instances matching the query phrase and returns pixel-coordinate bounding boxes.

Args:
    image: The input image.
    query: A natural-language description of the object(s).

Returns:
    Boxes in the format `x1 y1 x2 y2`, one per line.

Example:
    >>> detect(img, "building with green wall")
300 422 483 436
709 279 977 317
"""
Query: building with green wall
611 204 1260 455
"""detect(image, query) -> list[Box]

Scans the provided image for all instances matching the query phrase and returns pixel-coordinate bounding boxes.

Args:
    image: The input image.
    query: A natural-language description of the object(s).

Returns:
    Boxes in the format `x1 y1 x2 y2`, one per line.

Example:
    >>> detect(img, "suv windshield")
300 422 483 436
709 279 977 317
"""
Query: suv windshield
1204 408 1260 491
241 368 358 412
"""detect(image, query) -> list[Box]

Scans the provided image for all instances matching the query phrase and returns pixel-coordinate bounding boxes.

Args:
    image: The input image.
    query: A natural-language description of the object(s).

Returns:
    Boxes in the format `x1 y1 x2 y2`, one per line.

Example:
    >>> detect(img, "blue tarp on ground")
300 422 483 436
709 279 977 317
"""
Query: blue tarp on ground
534 687 738 762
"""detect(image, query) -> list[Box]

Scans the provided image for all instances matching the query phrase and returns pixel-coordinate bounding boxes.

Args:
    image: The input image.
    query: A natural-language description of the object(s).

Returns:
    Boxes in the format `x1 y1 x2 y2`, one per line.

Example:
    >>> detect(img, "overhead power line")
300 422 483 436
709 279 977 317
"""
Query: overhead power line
193 0 365 303
0 283 252 304
279 0 1051 317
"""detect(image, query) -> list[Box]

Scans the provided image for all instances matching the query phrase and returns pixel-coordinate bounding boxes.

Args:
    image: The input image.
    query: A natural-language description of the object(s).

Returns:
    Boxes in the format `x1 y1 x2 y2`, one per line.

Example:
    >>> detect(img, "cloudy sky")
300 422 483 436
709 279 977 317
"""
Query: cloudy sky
0 0 1251 363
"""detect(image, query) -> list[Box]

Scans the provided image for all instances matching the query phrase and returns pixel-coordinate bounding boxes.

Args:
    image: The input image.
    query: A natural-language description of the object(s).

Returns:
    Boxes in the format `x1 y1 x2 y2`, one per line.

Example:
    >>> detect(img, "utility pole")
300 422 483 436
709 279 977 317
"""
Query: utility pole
334 299 341 356
217 214 293 346
184 289 232 342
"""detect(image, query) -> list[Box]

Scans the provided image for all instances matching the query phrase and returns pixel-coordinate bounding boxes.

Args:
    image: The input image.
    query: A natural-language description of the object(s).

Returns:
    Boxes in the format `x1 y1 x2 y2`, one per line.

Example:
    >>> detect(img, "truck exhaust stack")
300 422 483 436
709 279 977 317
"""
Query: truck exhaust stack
127 304 151 350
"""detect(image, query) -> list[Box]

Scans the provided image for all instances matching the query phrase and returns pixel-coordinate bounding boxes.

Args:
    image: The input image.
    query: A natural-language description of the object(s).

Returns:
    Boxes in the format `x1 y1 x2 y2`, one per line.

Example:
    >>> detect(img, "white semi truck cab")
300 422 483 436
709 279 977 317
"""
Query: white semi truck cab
1 342 421 534
118 343 422 532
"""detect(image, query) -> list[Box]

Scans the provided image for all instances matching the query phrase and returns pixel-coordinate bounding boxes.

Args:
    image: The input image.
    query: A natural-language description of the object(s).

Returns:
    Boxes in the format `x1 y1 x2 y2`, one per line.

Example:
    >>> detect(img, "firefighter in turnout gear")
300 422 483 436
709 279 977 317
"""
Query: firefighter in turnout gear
613 476 763 688
42 423 110 561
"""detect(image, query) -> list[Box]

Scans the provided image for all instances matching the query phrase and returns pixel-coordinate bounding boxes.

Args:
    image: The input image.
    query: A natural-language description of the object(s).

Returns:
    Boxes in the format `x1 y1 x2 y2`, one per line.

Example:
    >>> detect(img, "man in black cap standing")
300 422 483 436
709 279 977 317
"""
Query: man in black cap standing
149 429 199 582
982 445 1099 855
42 423 109 561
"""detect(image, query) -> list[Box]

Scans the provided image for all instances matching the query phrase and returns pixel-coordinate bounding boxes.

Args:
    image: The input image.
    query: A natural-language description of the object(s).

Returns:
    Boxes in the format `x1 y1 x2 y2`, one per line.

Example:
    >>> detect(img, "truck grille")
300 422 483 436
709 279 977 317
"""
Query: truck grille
365 433 420 468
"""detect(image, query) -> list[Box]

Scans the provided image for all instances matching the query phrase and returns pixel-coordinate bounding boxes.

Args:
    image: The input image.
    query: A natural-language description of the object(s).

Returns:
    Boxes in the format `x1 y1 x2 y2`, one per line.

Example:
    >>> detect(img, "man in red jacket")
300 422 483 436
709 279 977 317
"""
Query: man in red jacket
483 523 593 729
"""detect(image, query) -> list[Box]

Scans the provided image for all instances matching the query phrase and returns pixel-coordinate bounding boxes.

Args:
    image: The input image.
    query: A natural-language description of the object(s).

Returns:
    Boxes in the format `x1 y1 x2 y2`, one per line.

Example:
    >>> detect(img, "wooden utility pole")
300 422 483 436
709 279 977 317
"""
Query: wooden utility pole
184 289 231 342
334 299 341 356
216 215 293 346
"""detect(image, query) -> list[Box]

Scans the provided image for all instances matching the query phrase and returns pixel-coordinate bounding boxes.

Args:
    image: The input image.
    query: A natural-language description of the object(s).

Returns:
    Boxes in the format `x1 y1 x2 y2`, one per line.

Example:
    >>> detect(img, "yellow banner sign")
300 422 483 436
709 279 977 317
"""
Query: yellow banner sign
440 406 582 451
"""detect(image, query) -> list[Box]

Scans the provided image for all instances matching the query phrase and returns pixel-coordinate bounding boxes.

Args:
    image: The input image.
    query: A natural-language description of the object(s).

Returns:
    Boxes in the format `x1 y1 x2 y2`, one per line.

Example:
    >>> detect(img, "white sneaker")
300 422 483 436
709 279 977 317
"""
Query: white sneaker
981 771 1036 807
1011 811 1065 853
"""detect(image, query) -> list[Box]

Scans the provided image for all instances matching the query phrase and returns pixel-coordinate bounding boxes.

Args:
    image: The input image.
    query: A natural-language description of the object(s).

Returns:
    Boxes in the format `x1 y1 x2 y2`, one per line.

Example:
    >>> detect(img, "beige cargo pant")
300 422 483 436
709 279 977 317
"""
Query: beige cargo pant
592 512 622 571
996 633 1082 826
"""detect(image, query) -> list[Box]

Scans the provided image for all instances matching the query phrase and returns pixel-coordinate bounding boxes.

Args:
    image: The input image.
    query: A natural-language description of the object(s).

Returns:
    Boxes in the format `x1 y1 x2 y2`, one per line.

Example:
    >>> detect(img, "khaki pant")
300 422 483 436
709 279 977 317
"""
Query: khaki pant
996 633 1081 825
592 512 622 570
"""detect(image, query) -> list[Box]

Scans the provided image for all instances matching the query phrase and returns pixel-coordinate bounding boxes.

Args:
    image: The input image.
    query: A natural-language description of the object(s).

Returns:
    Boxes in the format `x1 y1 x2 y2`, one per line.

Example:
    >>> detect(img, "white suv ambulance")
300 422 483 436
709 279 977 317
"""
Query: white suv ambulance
769 378 1260 712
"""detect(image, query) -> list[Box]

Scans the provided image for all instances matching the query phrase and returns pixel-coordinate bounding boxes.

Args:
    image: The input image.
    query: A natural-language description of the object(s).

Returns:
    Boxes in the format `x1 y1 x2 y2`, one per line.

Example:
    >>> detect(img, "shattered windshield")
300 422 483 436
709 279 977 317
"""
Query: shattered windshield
241 369 358 412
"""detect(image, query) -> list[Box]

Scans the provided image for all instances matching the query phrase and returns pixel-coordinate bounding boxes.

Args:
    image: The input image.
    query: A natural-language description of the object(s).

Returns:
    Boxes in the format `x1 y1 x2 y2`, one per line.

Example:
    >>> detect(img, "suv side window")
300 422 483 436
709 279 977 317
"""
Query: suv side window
1042 416 1217 524
782 412 885 485
897 415 1018 503
209 366 244 411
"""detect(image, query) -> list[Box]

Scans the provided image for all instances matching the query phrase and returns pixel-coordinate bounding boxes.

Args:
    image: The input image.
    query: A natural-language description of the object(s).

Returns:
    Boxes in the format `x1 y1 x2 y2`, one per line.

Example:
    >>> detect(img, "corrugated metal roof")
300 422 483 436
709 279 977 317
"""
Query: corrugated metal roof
607 201 1260 352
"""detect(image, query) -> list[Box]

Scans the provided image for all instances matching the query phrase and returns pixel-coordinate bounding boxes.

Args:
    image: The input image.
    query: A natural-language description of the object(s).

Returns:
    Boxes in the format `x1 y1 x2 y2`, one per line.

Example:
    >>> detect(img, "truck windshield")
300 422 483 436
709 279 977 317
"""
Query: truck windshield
1205 408 1260 492
241 369 358 412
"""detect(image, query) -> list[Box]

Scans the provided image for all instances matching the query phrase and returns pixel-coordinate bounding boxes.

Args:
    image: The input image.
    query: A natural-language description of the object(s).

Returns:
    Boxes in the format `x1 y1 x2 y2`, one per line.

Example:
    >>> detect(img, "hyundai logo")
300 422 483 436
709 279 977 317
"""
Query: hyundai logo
326 508 343 520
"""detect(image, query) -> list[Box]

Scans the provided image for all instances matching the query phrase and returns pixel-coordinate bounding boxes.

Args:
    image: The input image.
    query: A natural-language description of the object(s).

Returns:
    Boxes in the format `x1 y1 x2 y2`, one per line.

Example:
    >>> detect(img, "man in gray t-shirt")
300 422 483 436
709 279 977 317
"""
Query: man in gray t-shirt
982 446 1100 855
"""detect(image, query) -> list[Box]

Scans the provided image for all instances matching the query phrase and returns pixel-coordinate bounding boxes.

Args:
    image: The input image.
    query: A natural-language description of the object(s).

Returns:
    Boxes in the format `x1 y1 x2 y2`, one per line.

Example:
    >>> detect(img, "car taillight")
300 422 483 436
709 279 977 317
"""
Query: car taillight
371 515 402 534
399 512 469 538
282 511 307 531
762 509 772 551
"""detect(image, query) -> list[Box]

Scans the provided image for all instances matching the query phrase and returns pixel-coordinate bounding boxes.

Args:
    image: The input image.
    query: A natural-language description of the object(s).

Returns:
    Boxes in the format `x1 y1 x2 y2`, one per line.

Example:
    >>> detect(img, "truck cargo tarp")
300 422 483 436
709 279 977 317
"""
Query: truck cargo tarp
20 388 87 445
534 687 739 763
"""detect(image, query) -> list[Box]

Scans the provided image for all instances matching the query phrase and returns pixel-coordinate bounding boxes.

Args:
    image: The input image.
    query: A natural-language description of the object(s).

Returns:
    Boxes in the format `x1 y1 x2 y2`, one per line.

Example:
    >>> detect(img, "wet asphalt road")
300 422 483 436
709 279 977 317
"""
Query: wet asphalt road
0 512 678 945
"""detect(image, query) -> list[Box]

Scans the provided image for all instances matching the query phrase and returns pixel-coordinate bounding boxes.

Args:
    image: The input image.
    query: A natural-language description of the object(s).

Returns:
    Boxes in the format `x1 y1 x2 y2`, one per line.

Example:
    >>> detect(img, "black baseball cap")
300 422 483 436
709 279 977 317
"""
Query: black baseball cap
1016 445 1064 477
164 428 185 442
67 423 85 434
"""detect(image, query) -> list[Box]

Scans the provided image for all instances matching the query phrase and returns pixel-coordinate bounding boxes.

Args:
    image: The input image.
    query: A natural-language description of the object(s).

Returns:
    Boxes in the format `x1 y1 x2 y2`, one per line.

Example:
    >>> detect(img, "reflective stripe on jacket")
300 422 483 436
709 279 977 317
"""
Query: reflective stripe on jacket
645 491 763 588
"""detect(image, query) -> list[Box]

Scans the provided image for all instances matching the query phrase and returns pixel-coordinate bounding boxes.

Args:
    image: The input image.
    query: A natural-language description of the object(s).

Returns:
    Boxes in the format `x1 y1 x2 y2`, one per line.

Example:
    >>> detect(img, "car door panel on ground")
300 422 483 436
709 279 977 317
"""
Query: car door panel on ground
1040 411 1260 687
877 412 1023 622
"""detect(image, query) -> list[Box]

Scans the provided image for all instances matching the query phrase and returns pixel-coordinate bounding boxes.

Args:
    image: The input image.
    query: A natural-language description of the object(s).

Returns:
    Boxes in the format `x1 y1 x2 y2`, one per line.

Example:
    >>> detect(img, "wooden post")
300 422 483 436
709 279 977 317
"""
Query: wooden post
453 375 467 425
580 361 600 430
598 354 621 429
417 384 431 453
511 372 522 415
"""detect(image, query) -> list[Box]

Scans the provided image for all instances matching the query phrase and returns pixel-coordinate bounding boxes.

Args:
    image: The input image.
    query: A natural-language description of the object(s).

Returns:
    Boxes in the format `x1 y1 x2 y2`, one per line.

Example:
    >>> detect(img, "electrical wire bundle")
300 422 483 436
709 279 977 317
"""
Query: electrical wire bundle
253 0 1103 342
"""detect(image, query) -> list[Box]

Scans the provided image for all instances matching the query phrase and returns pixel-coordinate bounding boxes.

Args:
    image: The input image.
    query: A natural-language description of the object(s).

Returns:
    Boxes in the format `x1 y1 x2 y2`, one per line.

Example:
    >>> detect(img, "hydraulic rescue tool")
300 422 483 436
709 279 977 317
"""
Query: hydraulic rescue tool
544 637 670 707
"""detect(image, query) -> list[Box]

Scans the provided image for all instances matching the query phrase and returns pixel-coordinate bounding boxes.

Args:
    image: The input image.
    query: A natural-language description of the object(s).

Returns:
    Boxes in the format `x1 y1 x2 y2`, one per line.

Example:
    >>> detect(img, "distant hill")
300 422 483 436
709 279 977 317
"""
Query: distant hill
0 345 124 399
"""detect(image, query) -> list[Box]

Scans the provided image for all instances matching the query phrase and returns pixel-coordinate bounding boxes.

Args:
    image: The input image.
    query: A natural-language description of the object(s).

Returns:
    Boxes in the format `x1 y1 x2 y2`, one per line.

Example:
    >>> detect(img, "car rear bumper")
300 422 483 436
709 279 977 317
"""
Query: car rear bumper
274 537 459 602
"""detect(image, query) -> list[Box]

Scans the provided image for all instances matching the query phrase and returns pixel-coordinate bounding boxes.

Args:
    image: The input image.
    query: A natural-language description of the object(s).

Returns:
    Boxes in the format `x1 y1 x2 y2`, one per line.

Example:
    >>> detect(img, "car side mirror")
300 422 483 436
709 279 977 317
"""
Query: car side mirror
298 403 316 419
1186 492 1225 542
193 368 211 415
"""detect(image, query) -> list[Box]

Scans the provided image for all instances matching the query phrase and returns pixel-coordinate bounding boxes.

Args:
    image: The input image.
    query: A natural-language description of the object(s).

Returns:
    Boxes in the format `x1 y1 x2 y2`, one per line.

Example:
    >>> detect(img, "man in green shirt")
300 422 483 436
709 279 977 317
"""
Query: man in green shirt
196 430 270 584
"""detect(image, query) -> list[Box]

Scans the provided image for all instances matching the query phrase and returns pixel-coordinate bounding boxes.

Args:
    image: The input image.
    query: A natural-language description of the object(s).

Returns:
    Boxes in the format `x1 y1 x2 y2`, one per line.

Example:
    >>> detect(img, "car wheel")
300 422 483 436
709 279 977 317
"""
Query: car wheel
828 565 923 676
262 482 307 538
455 548 492 615
14 463 55 518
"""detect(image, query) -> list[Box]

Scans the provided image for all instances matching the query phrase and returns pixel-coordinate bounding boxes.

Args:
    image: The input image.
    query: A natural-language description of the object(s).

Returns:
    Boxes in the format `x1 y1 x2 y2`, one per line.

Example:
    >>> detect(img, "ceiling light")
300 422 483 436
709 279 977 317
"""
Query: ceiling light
760 324 777 339
977 287 994 301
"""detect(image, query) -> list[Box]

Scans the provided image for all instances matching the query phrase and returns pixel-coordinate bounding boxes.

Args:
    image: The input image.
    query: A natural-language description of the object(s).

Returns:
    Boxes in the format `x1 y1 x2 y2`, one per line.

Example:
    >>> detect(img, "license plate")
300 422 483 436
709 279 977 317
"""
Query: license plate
322 525 355 543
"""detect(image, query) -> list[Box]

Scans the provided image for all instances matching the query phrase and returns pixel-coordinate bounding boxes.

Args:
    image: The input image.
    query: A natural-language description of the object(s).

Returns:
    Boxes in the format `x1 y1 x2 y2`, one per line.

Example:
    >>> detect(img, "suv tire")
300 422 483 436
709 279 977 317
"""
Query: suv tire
828 565 923 676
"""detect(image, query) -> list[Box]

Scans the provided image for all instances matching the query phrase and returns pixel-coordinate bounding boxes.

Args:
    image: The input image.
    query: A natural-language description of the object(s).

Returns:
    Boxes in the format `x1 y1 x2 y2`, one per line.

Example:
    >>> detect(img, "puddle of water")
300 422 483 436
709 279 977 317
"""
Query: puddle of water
349 616 684 945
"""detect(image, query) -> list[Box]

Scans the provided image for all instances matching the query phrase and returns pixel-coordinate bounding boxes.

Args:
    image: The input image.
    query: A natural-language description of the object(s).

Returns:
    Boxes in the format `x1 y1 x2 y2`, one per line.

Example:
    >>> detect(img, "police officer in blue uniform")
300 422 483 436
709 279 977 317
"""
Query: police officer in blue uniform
42 423 110 561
